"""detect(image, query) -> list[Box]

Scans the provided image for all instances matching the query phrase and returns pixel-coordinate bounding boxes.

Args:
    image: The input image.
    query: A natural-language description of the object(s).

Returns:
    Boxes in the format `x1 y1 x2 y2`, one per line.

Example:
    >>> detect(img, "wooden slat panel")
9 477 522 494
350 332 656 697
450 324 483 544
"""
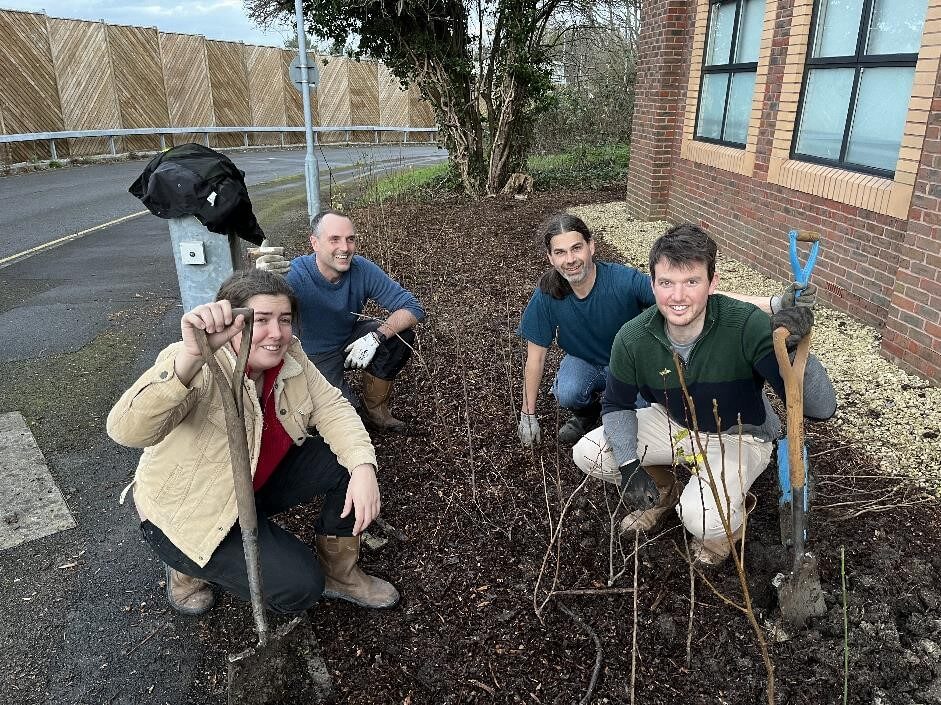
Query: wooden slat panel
379 63 409 127
160 32 212 146
348 59 379 142
107 24 168 152
409 83 436 142
0 10 65 163
207 40 251 148
48 18 119 157
318 56 350 143
246 44 285 146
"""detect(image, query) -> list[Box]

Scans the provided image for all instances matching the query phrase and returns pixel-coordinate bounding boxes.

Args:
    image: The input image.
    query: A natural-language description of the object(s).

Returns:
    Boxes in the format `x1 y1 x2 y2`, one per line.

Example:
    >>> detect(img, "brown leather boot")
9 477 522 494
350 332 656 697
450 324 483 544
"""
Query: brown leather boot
361 373 407 433
619 465 682 534
316 535 400 608
164 564 214 616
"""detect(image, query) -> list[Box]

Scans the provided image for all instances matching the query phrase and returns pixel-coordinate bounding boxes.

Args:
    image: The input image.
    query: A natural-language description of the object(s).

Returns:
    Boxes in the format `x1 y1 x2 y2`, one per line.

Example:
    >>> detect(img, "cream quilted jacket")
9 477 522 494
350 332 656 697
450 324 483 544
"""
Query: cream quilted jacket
107 338 376 566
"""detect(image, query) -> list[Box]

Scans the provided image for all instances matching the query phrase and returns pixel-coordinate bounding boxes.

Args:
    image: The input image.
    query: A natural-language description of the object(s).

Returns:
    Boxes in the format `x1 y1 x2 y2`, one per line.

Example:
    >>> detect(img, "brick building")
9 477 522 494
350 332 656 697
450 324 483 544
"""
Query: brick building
626 0 941 382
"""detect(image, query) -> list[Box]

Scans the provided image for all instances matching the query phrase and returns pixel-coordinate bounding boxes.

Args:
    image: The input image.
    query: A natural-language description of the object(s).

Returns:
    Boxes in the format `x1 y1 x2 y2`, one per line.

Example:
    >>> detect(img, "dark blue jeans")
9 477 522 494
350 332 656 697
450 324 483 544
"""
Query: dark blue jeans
141 434 353 614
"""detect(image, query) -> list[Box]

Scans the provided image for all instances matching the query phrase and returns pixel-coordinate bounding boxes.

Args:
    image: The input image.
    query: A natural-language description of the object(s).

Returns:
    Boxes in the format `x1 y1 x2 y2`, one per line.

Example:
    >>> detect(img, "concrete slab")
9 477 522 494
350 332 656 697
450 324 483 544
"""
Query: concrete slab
0 412 76 550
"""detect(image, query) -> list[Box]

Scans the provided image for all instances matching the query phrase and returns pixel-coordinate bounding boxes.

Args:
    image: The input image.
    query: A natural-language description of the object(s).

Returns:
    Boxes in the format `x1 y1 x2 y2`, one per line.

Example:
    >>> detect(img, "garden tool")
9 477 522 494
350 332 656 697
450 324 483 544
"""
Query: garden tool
772 230 826 627
776 229 819 546
193 309 330 705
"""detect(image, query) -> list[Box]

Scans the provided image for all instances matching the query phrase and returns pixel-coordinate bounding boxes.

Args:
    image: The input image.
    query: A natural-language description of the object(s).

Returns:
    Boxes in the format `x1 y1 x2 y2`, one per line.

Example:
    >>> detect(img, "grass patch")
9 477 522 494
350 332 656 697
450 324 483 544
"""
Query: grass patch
358 162 453 204
527 144 630 190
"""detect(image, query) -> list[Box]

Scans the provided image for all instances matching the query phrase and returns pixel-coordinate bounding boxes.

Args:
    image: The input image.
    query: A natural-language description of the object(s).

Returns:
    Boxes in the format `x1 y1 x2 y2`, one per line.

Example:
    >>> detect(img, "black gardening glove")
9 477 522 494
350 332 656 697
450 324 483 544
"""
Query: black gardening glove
770 282 818 313
619 459 659 510
771 305 814 349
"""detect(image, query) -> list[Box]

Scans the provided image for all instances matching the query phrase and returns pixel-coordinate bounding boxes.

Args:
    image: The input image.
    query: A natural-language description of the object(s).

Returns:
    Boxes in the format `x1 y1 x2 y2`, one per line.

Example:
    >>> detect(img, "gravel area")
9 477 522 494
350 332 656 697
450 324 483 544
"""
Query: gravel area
570 201 941 491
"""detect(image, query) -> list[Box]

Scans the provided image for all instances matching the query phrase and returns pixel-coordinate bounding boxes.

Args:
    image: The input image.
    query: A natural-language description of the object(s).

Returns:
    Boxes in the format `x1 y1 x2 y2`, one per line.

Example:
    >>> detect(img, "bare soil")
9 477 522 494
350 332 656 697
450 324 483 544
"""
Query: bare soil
188 188 941 704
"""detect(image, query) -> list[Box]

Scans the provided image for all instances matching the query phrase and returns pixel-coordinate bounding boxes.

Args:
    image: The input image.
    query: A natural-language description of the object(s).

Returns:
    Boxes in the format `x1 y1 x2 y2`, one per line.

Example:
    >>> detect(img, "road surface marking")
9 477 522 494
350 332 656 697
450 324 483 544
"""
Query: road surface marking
0 412 76 550
0 211 148 268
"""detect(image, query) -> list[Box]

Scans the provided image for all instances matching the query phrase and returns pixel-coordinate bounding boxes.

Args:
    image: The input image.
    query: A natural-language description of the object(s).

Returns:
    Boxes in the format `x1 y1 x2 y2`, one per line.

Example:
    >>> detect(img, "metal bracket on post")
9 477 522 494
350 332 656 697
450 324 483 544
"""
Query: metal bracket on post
168 216 238 311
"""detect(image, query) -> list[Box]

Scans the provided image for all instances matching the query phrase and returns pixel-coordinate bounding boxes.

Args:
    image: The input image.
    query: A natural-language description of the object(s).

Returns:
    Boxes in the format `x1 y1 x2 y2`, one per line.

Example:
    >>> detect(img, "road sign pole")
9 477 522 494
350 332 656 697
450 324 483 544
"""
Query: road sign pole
294 0 320 225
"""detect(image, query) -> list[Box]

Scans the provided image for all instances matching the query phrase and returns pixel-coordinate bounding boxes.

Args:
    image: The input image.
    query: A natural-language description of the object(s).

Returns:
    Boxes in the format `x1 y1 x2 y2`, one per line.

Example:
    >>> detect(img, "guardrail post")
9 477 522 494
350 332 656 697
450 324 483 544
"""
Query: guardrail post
159 134 167 150
280 132 285 148
243 132 249 148
108 136 116 155
345 129 351 144
48 140 58 161
375 129 380 145
203 133 210 148
404 131 409 144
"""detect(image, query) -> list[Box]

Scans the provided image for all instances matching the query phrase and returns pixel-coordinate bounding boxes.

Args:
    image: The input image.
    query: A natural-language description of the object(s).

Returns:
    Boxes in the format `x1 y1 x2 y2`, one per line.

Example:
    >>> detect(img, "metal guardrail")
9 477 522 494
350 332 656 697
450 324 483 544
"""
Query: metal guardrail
0 125 439 161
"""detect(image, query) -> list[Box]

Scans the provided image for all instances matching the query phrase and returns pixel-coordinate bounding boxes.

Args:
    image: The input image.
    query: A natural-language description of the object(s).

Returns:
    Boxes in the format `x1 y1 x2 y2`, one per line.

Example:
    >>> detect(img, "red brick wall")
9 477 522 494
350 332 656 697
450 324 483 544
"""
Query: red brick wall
628 0 941 382
625 0 691 219
883 91 941 380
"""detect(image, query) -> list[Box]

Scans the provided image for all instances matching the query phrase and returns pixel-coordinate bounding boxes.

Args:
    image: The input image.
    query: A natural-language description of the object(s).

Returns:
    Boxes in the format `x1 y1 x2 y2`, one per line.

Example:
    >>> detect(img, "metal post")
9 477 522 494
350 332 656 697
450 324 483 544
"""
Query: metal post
295 0 321 225
375 129 380 145
243 132 249 147
204 133 210 147
168 216 237 311
159 134 167 150
108 136 116 155
48 140 57 161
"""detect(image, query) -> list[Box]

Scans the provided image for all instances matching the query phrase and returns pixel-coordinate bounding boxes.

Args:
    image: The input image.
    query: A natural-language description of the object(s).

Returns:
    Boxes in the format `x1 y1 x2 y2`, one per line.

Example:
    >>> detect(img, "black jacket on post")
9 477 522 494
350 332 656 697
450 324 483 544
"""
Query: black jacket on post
129 143 265 245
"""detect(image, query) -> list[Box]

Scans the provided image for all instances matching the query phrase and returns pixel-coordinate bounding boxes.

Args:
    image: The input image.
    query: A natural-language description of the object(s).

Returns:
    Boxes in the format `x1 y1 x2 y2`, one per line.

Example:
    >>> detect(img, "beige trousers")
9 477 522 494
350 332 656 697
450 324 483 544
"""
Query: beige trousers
572 404 773 543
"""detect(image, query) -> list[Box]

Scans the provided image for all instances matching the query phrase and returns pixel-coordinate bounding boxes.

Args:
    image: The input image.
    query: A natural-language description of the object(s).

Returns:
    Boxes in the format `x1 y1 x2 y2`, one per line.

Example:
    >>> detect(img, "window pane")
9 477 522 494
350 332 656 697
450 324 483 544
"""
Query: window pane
795 67 854 159
722 71 757 143
845 66 915 171
706 2 736 65
811 0 864 57
866 0 928 55
734 0 766 63
697 73 731 139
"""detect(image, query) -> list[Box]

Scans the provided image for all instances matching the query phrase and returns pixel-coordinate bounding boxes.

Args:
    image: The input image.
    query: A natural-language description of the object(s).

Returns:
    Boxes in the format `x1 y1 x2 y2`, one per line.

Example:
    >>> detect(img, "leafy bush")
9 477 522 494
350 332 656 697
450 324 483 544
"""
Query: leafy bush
527 144 630 190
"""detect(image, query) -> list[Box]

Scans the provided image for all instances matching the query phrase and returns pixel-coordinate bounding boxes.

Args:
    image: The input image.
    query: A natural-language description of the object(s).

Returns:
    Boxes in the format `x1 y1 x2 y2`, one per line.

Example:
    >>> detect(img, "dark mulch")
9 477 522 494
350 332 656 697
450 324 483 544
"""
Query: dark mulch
192 188 941 704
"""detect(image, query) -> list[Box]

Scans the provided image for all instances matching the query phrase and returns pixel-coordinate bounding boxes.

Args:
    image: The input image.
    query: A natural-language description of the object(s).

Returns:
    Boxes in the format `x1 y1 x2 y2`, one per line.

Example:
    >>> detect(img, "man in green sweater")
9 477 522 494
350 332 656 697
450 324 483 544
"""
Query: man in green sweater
573 223 836 565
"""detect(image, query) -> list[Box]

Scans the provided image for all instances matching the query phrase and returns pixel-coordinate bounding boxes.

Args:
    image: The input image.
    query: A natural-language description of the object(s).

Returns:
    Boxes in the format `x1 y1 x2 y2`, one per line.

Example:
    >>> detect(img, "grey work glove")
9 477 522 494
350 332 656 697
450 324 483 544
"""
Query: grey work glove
518 412 542 447
619 459 659 510
770 282 818 313
771 305 814 349
344 332 381 369
248 240 291 276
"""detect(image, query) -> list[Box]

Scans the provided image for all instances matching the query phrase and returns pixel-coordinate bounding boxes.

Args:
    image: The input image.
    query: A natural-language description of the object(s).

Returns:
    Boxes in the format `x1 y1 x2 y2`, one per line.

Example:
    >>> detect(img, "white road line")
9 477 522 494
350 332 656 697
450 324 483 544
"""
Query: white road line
0 412 76 551
0 210 149 269
0 156 444 269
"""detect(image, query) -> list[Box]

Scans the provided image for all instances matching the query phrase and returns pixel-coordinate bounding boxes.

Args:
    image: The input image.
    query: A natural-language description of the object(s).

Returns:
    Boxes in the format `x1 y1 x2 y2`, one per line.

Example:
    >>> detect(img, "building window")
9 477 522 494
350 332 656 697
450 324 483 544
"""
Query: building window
792 0 928 176
694 0 765 146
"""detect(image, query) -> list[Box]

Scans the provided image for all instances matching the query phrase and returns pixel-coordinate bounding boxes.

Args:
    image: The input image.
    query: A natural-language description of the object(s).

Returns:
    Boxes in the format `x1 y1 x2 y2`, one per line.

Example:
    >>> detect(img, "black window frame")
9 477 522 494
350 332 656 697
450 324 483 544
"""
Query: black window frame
693 0 762 148
790 0 923 179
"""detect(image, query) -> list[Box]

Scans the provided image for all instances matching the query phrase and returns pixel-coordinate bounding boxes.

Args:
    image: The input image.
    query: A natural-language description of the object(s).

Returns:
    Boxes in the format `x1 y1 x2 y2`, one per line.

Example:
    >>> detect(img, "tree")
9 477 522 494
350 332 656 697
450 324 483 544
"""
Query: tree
248 0 566 196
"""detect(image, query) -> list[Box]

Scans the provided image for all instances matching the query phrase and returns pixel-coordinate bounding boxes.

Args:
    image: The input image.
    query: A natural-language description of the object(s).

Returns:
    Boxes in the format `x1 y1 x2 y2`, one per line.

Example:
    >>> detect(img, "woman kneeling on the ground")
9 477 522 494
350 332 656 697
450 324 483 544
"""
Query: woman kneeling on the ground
107 269 398 615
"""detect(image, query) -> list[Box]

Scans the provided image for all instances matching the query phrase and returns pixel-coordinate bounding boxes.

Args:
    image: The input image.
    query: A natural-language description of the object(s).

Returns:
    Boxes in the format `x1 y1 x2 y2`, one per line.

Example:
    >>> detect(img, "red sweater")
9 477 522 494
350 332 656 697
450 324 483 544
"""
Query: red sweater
250 361 294 491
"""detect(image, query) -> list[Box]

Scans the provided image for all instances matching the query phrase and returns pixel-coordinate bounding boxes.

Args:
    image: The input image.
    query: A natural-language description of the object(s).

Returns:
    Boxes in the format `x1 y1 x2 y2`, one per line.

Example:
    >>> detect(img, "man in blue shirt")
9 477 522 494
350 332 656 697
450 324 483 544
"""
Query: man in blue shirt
261 210 425 432
517 213 812 446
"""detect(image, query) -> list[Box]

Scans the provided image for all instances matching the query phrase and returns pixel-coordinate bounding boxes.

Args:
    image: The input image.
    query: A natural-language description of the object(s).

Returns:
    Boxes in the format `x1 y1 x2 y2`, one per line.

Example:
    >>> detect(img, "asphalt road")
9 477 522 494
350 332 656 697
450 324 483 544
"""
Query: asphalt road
0 143 444 261
0 143 445 704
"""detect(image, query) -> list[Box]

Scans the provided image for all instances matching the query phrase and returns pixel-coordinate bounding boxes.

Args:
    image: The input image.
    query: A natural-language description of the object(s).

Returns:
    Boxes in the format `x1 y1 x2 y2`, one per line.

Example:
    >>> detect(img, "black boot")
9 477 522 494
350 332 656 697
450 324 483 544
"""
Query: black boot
558 400 601 444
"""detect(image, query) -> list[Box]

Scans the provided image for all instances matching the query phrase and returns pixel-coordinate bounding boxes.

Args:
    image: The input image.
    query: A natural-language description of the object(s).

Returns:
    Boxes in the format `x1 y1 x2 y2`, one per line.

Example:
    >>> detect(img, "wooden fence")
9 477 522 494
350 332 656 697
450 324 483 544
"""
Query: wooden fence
0 8 436 165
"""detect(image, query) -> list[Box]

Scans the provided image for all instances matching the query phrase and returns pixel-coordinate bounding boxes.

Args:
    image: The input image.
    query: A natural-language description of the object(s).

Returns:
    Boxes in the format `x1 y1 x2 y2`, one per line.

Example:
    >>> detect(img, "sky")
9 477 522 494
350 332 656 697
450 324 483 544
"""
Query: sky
0 0 296 46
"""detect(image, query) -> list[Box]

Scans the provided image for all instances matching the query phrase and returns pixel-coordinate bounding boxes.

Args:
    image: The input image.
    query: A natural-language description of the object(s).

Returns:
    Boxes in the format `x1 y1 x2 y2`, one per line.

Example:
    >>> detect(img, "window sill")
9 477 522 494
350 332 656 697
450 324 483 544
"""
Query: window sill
767 156 913 219
680 139 756 176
